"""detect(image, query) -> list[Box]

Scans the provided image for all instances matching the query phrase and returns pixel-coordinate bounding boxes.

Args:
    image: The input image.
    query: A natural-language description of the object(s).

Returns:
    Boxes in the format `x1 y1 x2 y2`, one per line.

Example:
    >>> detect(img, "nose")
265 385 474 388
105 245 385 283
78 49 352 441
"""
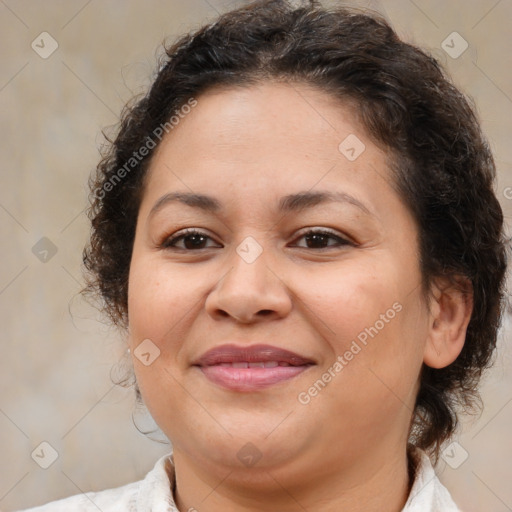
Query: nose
205 241 293 324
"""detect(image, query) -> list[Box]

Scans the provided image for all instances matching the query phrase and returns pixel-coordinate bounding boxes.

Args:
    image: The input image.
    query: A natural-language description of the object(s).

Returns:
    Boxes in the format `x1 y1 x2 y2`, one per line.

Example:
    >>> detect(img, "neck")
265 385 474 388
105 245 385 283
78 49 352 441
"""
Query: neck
172 444 412 512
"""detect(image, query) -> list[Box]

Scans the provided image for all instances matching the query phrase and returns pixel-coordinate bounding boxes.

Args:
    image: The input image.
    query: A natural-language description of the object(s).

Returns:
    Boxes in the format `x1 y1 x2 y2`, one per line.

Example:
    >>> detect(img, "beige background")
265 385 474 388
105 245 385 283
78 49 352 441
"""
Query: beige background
1 0 511 510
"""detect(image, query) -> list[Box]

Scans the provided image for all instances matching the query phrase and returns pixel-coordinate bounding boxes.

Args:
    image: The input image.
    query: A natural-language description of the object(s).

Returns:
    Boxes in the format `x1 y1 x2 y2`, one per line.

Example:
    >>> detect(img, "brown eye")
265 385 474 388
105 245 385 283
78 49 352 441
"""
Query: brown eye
292 229 351 249
162 230 222 250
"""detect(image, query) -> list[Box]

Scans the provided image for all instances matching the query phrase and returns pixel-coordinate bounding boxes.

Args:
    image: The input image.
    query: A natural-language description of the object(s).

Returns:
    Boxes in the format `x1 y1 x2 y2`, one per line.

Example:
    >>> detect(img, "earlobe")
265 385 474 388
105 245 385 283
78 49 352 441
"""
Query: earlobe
423 277 473 369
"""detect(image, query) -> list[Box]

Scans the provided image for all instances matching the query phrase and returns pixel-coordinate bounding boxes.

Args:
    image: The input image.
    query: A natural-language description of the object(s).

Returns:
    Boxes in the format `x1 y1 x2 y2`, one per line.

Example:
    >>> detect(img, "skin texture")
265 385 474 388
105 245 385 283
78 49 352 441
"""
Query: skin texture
127 82 472 512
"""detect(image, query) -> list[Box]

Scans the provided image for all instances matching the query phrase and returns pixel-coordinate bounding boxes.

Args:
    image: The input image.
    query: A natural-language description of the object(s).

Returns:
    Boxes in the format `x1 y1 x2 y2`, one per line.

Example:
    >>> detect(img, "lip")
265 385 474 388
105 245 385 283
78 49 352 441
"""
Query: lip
193 344 315 392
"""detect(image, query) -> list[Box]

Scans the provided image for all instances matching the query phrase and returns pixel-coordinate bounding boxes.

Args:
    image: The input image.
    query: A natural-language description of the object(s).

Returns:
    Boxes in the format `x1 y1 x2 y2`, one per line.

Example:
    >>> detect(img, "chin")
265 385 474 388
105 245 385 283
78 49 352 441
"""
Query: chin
171 411 313 470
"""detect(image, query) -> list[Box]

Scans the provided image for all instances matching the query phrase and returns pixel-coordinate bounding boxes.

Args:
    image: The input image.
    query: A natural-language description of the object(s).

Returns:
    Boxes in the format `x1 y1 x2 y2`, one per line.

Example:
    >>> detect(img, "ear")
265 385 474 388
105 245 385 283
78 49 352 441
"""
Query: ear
423 276 473 369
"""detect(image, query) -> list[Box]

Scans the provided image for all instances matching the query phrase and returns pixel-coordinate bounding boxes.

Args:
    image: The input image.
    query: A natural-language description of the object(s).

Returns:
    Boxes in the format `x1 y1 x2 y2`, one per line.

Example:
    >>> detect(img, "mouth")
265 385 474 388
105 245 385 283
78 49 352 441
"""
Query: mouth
192 344 315 392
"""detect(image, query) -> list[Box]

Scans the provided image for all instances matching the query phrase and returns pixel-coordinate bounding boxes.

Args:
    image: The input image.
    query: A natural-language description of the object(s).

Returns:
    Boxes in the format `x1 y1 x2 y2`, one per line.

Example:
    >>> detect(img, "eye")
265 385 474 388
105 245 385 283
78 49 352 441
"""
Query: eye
161 229 222 250
291 228 352 249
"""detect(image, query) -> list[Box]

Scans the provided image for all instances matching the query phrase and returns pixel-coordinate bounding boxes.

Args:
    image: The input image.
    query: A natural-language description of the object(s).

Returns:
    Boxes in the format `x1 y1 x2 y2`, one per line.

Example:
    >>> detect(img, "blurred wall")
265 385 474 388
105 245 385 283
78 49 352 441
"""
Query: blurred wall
1 1 511 510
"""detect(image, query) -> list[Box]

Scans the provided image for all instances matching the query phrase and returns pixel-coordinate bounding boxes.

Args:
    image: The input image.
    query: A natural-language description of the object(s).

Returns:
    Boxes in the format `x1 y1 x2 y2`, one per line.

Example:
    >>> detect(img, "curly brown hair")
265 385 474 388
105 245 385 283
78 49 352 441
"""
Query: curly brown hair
82 0 508 457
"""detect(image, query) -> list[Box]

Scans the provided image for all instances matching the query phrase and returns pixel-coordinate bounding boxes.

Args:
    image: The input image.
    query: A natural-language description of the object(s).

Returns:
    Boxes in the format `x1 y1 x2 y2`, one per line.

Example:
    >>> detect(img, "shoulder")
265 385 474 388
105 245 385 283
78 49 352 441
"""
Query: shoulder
18 480 140 511
18 453 175 512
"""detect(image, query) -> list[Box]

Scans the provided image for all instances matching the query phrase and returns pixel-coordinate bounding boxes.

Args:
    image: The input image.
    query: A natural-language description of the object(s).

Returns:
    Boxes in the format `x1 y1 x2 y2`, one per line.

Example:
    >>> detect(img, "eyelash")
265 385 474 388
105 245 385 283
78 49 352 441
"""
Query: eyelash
160 228 221 250
160 227 352 251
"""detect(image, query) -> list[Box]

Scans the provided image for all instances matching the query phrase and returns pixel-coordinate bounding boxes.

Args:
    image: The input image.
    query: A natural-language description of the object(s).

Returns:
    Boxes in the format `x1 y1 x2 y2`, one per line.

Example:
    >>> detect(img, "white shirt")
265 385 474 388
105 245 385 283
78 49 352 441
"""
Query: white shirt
19 450 460 511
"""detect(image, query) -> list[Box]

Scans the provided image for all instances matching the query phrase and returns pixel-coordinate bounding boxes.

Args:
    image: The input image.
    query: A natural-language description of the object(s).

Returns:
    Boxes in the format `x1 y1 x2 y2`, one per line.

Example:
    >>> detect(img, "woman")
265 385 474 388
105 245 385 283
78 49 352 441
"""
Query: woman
22 0 507 510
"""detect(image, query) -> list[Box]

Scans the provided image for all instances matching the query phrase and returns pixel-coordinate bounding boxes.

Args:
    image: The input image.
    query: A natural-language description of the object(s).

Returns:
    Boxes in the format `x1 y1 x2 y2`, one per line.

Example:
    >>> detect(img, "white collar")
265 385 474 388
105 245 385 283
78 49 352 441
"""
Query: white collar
137 449 459 511
403 449 460 511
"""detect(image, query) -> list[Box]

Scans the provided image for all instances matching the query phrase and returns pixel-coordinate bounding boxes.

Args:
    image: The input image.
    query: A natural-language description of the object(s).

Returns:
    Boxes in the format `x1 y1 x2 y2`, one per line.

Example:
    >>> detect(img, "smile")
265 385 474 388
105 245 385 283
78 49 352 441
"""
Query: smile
193 344 315 391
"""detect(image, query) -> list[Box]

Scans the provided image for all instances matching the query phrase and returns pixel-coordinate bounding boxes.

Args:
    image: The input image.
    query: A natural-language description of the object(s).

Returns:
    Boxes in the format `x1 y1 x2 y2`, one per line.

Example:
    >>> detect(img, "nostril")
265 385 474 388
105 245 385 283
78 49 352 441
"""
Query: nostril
258 309 274 316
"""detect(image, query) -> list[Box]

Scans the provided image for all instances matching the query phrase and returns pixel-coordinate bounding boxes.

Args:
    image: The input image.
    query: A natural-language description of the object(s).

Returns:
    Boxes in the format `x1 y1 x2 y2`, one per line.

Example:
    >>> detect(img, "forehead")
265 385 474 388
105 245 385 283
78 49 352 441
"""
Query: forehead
146 82 385 185
139 82 408 226
166 82 362 155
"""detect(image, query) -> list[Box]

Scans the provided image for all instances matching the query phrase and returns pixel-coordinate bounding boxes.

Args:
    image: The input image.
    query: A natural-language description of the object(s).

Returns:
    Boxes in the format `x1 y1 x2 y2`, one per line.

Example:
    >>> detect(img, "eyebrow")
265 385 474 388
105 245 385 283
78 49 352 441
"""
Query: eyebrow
148 190 372 218
278 191 371 215
149 192 221 218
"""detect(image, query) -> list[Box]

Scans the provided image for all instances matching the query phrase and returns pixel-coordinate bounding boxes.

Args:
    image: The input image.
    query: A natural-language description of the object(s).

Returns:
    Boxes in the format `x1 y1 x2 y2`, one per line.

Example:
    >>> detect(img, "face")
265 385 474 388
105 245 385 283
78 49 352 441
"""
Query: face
127 82 431 484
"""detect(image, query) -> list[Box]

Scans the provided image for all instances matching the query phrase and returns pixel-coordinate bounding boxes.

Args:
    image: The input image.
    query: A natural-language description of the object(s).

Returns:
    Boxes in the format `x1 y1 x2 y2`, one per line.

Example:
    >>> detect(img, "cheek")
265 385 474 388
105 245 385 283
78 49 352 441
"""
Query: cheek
127 255 211 403
127 255 203 342
126 258 192 428
293 259 401 347
294 257 426 400
332 291 427 423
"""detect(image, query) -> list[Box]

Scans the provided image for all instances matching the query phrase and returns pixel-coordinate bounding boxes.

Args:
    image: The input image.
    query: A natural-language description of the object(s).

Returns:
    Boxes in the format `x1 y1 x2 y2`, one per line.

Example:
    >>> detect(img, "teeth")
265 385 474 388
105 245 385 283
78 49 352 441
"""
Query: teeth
216 361 284 368
232 362 249 368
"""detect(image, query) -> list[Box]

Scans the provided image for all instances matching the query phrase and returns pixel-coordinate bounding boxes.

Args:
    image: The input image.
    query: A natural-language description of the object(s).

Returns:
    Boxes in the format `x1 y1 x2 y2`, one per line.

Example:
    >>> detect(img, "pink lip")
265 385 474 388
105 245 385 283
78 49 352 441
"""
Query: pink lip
193 344 315 392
